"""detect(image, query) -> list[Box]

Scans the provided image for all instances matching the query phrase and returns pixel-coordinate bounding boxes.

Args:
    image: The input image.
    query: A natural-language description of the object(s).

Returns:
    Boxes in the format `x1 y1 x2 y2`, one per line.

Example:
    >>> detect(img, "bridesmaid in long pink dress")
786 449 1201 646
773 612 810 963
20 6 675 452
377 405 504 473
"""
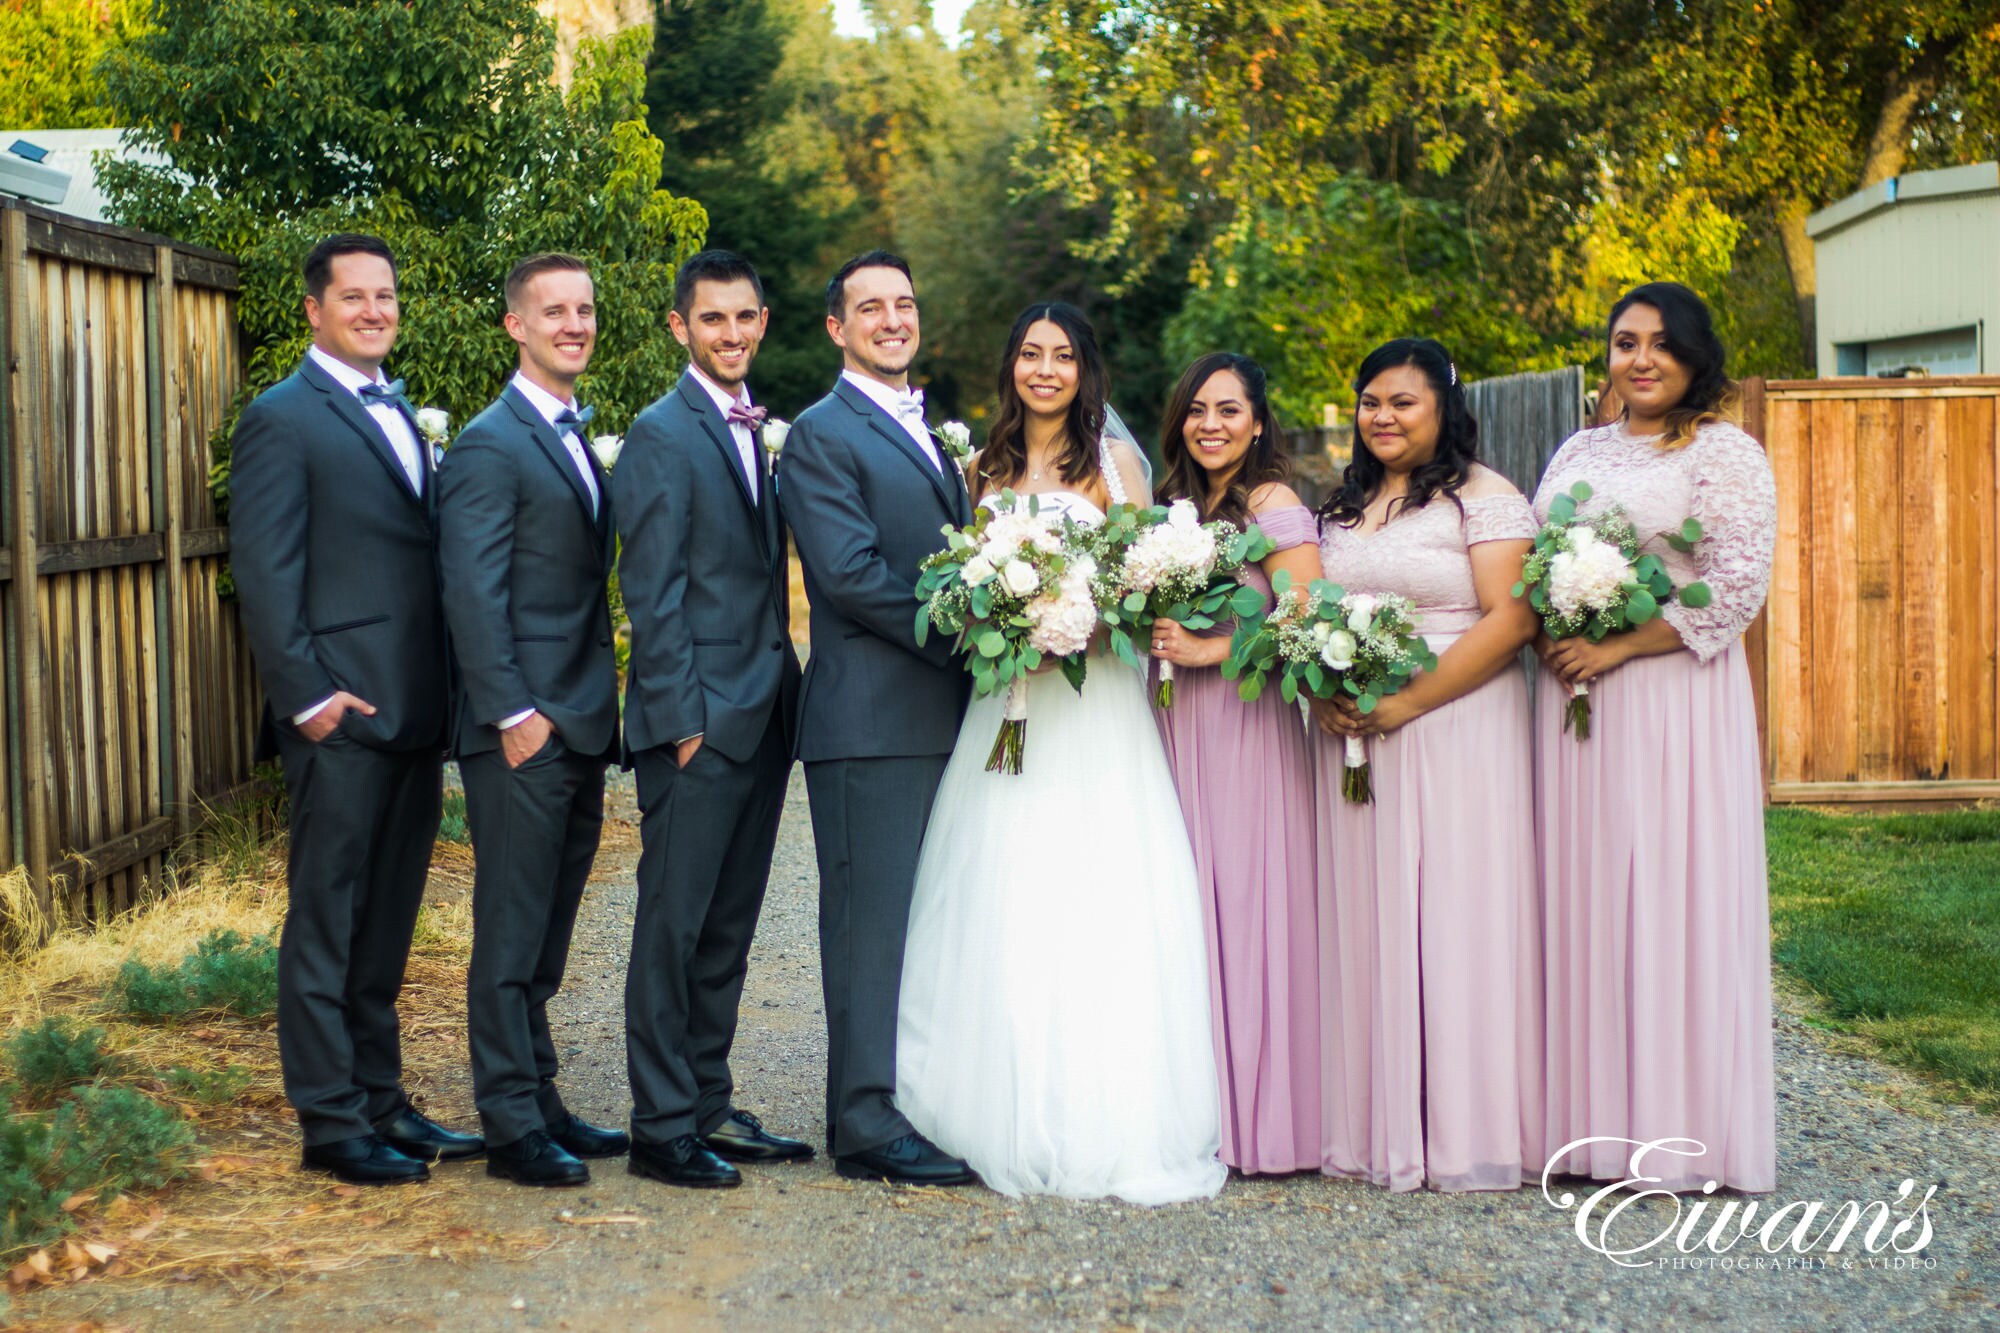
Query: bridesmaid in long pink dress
1535 283 1776 1193
1148 353 1323 1174
1311 338 1543 1193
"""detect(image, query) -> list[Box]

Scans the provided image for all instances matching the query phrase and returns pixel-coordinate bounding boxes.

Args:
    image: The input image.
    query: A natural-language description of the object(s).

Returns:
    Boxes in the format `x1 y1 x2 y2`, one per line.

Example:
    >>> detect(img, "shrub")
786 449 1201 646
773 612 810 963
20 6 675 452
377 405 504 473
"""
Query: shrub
438 787 470 845
1 1083 194 1258
3 1019 119 1105
113 929 279 1022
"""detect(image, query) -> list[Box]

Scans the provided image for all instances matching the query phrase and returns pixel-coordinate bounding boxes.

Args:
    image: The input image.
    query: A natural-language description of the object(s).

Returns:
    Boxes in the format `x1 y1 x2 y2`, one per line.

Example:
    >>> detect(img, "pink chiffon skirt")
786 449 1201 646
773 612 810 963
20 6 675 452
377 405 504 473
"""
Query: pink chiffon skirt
1313 645 1544 1192
1534 642 1776 1192
1156 662 1321 1174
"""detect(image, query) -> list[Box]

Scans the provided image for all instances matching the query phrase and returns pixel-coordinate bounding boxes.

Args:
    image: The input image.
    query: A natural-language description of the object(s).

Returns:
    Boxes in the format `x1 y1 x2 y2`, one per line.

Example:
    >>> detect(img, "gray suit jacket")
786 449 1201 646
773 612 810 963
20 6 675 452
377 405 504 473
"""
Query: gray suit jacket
777 377 972 762
229 355 449 752
614 372 800 763
436 384 620 761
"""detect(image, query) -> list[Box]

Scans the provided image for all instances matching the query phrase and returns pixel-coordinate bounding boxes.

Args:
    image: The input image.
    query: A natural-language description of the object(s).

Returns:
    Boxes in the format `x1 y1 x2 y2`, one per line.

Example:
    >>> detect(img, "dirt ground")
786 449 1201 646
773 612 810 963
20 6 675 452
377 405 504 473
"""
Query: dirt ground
12 768 1999 1331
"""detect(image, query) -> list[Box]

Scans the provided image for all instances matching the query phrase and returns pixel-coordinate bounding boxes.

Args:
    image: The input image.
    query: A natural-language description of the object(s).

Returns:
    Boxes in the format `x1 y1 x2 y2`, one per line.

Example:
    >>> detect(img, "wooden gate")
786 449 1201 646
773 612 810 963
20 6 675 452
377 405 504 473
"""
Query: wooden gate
1 197 257 926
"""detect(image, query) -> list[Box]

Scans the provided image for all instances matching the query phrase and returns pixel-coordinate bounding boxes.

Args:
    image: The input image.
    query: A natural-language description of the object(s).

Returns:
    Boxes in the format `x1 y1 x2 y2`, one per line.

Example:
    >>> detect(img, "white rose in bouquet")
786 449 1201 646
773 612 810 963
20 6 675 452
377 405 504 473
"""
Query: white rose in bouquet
934 419 973 460
1310 620 1335 644
961 553 997 586
1001 559 1040 597
1165 497 1200 529
1343 592 1378 625
1321 629 1357 671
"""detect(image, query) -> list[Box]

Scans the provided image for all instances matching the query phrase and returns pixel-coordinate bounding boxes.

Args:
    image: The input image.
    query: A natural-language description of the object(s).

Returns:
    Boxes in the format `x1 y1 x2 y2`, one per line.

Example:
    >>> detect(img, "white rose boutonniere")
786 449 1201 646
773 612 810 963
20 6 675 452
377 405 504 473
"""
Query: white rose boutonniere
932 419 972 462
762 418 792 467
414 407 451 462
589 434 624 471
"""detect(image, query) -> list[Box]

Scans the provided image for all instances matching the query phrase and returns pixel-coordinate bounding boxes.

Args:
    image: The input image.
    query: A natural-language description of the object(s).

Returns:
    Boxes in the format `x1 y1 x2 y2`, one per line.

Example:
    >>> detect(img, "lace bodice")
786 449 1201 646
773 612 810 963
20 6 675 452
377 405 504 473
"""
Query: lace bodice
1533 421 1776 663
1317 470 1535 635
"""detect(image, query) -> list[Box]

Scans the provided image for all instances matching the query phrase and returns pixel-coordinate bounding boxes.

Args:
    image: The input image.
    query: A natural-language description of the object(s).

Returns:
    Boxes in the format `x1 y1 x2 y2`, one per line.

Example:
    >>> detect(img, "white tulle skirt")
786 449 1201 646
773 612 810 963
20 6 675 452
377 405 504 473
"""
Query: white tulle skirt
895 657 1227 1206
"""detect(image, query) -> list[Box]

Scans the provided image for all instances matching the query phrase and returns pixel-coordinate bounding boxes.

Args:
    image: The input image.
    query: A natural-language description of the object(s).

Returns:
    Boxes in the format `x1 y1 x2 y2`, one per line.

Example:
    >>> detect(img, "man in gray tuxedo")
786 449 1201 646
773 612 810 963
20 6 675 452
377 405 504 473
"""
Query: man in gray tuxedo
230 233 482 1185
615 250 809 1190
438 253 630 1188
777 251 975 1186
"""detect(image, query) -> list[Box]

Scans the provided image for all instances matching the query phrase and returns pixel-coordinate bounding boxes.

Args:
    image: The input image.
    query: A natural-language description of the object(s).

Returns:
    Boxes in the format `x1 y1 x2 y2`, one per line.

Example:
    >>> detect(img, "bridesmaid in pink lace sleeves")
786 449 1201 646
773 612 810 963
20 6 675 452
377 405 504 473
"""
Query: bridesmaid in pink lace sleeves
1310 338 1543 1192
1534 283 1777 1193
1149 354 1323 1174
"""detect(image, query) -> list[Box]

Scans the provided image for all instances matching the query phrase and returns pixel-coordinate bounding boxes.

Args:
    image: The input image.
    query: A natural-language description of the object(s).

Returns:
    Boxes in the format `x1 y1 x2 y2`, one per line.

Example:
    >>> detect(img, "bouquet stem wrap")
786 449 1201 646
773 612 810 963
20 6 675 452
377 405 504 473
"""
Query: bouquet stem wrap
1562 679 1592 740
1341 735 1373 805
986 676 1029 775
1153 660 1175 709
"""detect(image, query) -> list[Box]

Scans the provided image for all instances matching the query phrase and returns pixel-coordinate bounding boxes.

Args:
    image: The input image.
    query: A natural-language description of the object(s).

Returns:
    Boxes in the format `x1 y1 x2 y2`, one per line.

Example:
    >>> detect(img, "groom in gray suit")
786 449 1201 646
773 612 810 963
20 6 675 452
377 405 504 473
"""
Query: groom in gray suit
438 253 630 1187
615 251 809 1189
777 251 975 1185
231 233 482 1184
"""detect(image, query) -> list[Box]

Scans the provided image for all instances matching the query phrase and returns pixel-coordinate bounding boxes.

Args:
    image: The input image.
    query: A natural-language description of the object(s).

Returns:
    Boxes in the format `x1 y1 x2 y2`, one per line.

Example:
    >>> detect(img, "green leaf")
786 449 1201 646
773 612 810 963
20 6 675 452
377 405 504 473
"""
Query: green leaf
1625 588 1659 623
1678 581 1713 608
1279 673 1299 703
1124 592 1147 613
976 629 1006 657
914 608 932 646
1357 693 1378 713
1549 495 1576 524
1682 517 1703 543
1228 585 1264 616
1568 481 1593 503
1510 580 1526 598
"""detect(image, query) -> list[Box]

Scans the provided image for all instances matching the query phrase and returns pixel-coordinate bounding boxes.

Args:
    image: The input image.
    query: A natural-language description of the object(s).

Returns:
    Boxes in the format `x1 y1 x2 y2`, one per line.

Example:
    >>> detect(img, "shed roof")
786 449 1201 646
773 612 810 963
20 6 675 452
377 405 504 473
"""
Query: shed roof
1805 161 2000 241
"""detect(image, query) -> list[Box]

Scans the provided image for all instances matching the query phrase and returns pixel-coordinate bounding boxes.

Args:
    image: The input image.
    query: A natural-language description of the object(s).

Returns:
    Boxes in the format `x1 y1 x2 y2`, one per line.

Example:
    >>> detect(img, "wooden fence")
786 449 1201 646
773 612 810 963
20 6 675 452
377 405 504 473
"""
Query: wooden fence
1463 365 1587 497
1744 376 2000 806
1 196 256 925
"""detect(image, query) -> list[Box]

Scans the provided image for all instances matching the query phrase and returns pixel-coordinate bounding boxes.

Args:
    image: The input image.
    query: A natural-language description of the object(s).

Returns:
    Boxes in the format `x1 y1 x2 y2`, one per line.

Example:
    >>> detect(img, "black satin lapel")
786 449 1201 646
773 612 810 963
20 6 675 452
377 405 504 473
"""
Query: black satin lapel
320 384 426 509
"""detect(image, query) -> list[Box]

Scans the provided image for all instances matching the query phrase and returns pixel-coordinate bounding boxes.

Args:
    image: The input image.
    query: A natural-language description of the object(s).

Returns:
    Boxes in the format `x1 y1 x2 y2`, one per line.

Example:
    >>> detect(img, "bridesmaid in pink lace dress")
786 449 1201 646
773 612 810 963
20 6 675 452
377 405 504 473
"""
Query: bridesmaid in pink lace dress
1311 339 1543 1192
1534 283 1776 1193
1148 354 1323 1174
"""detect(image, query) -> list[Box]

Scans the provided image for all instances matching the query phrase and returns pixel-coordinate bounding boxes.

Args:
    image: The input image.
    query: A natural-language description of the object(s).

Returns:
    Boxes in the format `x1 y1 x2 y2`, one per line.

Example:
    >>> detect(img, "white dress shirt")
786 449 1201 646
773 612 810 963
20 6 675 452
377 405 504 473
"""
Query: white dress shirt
687 365 761 498
841 369 942 472
294 345 426 726
511 372 601 518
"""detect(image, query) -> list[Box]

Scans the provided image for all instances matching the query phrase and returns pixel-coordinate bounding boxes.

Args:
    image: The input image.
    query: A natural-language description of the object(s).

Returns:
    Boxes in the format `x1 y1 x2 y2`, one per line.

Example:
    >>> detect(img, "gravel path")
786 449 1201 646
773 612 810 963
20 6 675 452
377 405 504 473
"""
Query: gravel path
23 767 2000 1330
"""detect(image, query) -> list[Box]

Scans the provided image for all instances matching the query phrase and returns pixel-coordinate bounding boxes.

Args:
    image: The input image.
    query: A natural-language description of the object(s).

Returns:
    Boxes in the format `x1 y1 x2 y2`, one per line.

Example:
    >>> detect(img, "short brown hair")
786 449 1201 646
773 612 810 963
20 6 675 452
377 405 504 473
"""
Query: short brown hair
505 253 590 310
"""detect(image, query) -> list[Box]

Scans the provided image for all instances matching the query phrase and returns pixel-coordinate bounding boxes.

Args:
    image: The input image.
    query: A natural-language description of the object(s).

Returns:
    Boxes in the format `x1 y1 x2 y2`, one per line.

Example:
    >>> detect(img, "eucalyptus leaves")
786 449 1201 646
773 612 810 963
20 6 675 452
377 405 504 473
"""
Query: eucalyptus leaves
1515 481 1711 740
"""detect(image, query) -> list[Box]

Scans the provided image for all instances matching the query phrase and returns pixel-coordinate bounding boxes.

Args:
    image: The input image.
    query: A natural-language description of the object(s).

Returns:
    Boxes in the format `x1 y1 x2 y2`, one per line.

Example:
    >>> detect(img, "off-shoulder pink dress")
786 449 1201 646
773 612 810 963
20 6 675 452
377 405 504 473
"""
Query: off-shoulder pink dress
1313 474 1544 1192
1154 504 1320 1174
1533 420 1777 1193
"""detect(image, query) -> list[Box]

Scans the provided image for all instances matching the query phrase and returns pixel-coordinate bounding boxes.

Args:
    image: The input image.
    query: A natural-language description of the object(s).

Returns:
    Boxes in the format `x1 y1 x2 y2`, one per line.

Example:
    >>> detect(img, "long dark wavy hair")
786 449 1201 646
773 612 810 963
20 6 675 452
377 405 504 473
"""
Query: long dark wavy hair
1320 338 1479 530
1608 282 1741 451
977 302 1107 493
1157 353 1290 531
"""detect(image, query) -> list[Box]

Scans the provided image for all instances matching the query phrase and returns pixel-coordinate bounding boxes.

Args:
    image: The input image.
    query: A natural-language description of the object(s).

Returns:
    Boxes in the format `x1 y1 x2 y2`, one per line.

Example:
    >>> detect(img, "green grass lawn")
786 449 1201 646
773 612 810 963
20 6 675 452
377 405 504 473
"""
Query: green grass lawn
1766 806 2000 1111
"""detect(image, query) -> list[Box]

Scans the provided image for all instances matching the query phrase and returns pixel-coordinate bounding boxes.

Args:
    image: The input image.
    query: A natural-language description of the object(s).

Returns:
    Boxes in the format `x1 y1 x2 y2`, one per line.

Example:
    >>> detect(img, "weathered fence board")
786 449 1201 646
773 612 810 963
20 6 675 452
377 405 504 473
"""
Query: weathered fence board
1464 366 1586 497
1745 375 2000 805
0 197 253 927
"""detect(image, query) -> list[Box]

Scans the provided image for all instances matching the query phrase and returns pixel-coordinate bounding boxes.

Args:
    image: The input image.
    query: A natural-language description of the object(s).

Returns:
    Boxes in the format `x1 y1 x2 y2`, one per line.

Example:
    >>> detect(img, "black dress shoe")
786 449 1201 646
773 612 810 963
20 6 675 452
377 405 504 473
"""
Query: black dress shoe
628 1134 741 1189
547 1113 629 1160
834 1132 976 1186
701 1110 814 1163
301 1133 430 1185
486 1129 589 1187
376 1104 485 1162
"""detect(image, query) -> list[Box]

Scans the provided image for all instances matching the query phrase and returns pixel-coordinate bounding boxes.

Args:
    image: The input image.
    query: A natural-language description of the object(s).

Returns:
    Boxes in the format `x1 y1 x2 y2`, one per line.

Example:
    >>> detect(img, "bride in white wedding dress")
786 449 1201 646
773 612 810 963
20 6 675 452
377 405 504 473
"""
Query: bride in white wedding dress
895 303 1226 1206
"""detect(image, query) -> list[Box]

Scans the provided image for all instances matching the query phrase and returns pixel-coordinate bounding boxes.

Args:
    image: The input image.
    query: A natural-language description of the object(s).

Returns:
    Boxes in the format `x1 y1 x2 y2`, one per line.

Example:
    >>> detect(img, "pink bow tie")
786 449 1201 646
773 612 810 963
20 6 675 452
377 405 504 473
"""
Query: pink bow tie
727 402 769 429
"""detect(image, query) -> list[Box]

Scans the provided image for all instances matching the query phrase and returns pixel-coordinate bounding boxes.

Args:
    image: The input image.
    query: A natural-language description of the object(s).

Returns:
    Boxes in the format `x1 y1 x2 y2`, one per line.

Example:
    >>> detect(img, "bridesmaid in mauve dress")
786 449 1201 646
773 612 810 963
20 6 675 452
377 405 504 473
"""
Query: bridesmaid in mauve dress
1148 353 1323 1175
1534 283 1776 1193
1310 338 1544 1193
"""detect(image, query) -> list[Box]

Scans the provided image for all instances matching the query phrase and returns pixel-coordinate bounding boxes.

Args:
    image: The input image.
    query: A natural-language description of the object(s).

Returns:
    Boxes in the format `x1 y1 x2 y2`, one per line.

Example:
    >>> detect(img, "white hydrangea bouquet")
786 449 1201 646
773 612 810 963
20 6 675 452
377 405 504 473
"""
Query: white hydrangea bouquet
1225 571 1436 803
1514 481 1711 740
1095 499 1273 707
914 495 1098 774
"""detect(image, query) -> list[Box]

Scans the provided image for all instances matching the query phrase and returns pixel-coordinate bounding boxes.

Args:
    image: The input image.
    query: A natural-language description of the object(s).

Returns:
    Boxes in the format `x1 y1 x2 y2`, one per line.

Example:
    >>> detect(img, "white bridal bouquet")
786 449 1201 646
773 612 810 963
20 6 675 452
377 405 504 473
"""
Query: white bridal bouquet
1225 572 1436 803
1514 481 1711 740
914 496 1097 774
1094 499 1272 707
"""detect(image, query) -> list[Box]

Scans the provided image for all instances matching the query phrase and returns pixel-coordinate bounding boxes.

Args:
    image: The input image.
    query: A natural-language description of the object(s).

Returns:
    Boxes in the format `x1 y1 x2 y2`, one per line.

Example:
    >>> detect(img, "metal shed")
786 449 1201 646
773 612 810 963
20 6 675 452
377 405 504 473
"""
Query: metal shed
1808 161 2000 377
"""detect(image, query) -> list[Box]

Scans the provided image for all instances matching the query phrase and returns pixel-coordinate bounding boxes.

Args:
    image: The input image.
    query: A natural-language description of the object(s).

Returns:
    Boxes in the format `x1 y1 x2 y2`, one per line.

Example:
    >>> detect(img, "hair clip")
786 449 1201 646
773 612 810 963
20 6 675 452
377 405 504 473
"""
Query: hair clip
1448 362 1459 387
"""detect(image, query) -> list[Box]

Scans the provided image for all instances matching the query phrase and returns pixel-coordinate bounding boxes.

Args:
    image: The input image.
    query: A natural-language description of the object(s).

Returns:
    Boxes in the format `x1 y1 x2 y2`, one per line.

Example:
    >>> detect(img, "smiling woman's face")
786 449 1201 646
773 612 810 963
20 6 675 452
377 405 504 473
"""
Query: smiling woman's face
1608 301 1692 430
1013 318 1079 420
1353 364 1440 475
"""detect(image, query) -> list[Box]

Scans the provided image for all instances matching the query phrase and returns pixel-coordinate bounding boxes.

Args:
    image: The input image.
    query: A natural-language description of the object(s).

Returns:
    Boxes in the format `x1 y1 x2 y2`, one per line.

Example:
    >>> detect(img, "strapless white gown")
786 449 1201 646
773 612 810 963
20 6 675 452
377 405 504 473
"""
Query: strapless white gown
894 475 1226 1206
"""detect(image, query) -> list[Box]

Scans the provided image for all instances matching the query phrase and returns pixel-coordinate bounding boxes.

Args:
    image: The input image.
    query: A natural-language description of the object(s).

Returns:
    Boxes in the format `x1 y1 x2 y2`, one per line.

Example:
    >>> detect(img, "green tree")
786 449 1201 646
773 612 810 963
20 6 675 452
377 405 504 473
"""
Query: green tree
98 0 706 449
0 0 146 129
